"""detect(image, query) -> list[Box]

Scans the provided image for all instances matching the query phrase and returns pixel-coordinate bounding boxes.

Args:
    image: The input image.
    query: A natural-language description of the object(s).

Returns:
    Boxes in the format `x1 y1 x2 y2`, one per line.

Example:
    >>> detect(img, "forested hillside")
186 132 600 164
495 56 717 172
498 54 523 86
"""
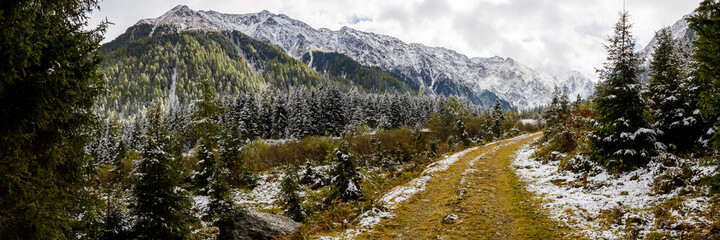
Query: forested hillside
97 24 418 117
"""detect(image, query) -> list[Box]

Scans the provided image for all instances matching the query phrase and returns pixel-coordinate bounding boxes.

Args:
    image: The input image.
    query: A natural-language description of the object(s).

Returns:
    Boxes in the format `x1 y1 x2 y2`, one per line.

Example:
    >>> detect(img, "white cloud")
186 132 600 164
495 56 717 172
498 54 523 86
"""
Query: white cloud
88 0 702 79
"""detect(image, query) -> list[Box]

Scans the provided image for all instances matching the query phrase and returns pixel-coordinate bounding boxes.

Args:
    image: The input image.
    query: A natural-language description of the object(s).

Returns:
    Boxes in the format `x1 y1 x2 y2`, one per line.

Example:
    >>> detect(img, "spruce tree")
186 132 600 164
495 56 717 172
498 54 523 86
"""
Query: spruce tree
0 0 106 238
192 79 222 194
323 87 345 135
270 95 288 139
99 193 127 240
206 158 232 219
130 105 196 239
492 99 505 138
590 11 658 171
280 169 305 222
541 86 570 140
330 143 362 202
219 127 257 188
238 93 260 140
688 0 720 153
541 86 575 154
646 28 703 153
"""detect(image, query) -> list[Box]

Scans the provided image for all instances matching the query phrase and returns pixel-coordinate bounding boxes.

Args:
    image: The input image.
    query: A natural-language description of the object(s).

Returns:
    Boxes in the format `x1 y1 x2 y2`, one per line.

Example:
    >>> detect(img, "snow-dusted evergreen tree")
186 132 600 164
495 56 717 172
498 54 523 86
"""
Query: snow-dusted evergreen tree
350 104 367 127
646 28 703 153
322 86 345 135
130 104 196 239
206 156 232 219
99 194 127 240
219 127 257 188
287 88 308 138
280 168 305 222
127 114 148 151
300 93 316 137
235 93 260 141
539 86 576 153
165 103 192 152
542 86 570 139
689 0 720 155
270 94 288 139
330 143 362 202
443 96 470 145
363 96 378 128
257 88 275 139
492 98 505 138
192 79 223 194
590 11 659 171
88 116 126 166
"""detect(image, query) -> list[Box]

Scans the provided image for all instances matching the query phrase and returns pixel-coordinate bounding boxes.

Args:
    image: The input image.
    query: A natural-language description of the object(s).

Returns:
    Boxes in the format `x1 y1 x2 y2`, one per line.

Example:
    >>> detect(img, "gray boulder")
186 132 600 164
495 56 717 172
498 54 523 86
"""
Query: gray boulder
217 209 302 240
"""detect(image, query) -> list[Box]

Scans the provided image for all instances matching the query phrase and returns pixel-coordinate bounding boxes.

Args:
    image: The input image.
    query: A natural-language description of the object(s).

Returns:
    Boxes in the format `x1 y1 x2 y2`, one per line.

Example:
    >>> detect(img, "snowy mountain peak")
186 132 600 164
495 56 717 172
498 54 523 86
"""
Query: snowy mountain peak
639 14 696 62
130 6 595 109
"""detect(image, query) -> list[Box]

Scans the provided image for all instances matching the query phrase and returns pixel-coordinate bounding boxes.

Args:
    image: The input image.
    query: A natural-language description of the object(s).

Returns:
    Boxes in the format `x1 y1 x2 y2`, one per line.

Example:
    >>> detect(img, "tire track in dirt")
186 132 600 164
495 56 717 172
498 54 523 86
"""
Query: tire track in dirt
357 132 574 239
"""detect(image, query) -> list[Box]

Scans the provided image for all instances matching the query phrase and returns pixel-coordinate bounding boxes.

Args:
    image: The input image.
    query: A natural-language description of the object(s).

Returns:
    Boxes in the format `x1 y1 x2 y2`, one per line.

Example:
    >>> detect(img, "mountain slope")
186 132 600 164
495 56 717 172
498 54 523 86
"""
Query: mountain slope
301 51 416 93
134 5 595 109
637 14 697 84
97 28 415 116
639 14 697 64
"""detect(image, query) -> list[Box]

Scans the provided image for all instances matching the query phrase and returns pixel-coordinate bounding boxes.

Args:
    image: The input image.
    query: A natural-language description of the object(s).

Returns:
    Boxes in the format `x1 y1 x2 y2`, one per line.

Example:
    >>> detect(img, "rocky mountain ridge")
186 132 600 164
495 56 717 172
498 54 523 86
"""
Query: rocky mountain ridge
134 5 596 109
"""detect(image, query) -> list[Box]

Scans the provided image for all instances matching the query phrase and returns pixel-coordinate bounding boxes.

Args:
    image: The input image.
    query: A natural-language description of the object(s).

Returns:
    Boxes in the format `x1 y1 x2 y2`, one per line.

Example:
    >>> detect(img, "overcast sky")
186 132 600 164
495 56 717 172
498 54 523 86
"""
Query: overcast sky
88 0 701 79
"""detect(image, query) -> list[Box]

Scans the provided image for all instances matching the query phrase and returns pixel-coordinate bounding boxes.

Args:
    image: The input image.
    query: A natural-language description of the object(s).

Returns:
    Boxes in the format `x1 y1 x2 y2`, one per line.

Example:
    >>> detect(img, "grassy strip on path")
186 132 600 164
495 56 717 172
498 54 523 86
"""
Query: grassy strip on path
359 132 579 239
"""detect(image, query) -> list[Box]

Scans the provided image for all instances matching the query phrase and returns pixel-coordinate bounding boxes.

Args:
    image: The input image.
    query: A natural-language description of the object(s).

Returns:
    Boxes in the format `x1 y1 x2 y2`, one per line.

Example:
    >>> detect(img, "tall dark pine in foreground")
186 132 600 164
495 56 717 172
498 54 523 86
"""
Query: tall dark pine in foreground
689 0 720 193
590 11 658 171
646 28 702 152
689 0 720 153
0 0 105 238
130 105 196 239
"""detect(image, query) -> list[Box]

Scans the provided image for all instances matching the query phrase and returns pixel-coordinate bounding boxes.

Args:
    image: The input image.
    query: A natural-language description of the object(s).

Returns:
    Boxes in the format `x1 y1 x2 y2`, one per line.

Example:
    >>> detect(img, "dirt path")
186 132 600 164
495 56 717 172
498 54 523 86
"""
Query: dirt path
358 132 574 239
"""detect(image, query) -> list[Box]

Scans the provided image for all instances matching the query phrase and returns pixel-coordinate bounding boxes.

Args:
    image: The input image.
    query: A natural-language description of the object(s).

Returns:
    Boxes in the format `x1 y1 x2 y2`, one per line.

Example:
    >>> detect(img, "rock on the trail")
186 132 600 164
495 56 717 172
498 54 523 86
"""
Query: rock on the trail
217 209 302 240
442 214 460 224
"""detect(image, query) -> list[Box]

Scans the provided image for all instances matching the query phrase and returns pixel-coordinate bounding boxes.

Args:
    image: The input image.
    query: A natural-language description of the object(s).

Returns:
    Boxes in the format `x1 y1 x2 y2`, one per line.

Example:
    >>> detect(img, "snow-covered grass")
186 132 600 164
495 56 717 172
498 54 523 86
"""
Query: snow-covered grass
513 143 717 239
233 164 333 210
235 172 284 210
519 119 539 125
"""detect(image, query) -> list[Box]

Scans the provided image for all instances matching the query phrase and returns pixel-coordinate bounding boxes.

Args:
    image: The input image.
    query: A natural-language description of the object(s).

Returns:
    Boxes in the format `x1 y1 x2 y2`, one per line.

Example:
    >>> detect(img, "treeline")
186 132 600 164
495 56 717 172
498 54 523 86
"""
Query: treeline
91 83 534 172
537 3 719 176
108 84 510 148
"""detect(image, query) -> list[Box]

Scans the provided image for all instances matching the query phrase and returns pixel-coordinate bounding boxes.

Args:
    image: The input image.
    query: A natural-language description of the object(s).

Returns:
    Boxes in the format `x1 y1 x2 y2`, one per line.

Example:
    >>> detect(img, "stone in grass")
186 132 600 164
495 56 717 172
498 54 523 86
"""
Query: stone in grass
217 209 302 240
442 214 460 224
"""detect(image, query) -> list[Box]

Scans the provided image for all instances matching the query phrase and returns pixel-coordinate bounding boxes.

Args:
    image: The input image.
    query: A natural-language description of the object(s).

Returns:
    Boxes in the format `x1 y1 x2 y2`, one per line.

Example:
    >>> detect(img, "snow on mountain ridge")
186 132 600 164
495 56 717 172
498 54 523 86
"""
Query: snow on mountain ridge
639 14 696 64
135 5 595 109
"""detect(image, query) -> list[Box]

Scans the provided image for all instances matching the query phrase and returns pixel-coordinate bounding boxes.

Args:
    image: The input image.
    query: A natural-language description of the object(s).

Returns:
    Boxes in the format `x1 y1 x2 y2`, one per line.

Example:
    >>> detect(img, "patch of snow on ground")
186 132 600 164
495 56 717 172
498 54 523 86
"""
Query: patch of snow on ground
233 164 333 210
322 145 481 240
380 146 478 208
512 143 717 239
192 195 210 228
519 119 539 125
235 171 285 209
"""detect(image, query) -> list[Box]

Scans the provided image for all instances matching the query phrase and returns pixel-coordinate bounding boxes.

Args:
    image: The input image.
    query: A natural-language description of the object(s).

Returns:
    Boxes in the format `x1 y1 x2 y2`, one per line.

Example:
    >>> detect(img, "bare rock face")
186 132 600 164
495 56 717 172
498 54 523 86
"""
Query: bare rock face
217 209 301 240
